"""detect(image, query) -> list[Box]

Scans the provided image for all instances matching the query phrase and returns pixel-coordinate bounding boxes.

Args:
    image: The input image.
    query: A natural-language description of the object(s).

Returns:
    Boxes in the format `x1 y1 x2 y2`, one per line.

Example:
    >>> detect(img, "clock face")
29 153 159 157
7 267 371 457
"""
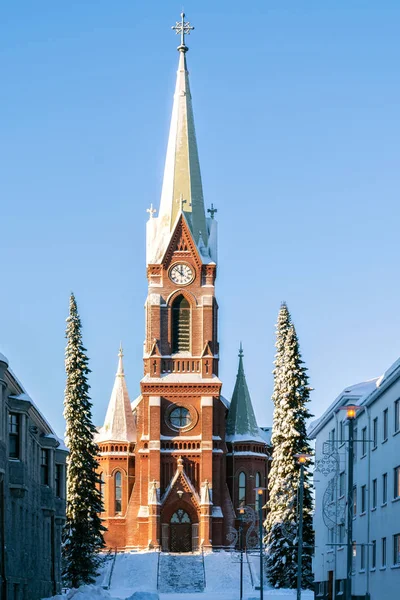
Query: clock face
169 263 194 285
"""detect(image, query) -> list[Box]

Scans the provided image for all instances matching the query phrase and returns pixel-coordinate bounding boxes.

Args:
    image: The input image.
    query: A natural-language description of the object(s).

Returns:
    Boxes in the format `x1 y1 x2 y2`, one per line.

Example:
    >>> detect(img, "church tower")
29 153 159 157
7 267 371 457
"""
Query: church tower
96 13 270 553
135 13 230 552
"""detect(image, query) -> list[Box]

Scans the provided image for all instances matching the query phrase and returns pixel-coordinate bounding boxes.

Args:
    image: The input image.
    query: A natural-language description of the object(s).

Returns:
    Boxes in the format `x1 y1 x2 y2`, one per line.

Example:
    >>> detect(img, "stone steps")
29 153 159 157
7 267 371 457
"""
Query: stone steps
158 553 205 593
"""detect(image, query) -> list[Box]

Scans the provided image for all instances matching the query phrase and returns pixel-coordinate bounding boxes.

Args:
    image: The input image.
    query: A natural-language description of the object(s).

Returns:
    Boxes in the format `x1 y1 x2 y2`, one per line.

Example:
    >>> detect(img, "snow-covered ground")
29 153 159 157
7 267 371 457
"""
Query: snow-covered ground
42 551 313 600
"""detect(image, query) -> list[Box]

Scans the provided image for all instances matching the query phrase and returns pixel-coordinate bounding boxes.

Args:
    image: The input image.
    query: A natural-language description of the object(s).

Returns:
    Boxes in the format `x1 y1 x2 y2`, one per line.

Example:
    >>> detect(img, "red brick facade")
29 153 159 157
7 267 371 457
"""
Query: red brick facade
96 41 270 552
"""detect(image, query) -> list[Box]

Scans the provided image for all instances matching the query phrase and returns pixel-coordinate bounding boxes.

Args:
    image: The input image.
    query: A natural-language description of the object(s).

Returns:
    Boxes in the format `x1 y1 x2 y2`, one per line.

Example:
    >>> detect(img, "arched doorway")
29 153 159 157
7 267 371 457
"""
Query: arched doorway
170 509 192 553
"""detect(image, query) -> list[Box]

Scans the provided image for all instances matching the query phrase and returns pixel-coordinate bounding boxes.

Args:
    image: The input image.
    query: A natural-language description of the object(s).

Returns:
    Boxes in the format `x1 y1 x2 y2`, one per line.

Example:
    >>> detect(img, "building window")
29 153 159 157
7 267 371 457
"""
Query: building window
383 408 388 441
115 471 122 513
169 406 191 429
372 478 377 509
55 464 63 498
339 471 345 497
353 486 357 516
360 544 366 571
172 295 191 353
394 466 400 499
361 485 366 514
352 542 357 574
100 472 105 506
329 427 335 452
382 537 387 567
373 417 378 449
339 420 344 445
40 449 49 486
371 540 376 569
353 427 358 461
238 472 246 505
339 523 345 546
8 413 20 459
361 427 367 457
394 534 400 566
383 473 388 504
395 400 400 433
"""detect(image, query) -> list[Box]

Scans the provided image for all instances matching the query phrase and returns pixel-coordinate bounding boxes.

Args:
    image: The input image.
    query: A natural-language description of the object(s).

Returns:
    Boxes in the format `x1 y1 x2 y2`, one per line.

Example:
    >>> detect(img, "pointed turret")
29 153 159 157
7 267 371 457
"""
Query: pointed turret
97 346 136 442
226 344 263 442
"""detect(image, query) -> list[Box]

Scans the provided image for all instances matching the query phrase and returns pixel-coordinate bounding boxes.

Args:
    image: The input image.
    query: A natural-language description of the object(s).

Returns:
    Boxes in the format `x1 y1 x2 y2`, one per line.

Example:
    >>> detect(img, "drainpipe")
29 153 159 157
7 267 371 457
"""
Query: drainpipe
365 407 371 600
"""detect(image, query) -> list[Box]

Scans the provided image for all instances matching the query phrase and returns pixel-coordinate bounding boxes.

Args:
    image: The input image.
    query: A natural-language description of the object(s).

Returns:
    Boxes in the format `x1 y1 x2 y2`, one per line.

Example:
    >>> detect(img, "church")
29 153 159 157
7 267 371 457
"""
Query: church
95 14 271 553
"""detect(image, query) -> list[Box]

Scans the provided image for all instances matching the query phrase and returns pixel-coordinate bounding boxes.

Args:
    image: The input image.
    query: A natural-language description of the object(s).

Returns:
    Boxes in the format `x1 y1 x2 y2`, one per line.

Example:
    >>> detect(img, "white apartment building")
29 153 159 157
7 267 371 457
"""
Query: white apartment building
309 358 400 600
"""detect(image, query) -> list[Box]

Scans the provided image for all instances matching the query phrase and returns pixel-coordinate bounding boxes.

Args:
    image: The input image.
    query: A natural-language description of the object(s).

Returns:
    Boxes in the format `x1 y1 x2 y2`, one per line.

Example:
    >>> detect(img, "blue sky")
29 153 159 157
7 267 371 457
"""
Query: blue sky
1 1 400 438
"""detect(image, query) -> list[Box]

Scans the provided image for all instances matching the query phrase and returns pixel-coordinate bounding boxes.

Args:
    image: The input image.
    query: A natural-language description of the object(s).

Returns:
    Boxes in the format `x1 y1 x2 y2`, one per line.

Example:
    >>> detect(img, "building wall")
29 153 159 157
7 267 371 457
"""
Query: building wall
312 375 400 600
0 357 67 600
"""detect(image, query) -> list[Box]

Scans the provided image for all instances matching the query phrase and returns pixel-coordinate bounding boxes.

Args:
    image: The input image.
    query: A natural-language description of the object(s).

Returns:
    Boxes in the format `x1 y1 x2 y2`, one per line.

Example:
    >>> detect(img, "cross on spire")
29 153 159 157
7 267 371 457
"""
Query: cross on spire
207 203 218 219
146 204 156 219
172 12 194 52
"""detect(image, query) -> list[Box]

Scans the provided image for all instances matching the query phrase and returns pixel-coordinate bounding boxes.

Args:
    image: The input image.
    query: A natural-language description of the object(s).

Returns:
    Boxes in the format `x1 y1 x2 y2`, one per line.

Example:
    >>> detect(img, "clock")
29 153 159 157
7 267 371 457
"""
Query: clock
169 263 194 285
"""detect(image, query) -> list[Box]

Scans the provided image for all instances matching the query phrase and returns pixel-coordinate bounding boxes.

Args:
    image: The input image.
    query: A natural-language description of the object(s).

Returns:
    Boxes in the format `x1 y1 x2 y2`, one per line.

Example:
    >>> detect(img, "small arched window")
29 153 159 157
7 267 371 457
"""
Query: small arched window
255 472 261 510
100 472 105 507
172 295 191 353
238 471 246 505
115 471 122 514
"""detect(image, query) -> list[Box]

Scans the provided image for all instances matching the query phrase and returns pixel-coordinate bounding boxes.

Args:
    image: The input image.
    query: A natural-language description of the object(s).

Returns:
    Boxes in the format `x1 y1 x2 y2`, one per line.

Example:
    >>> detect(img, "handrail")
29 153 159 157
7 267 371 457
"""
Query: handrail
201 545 206 589
106 548 118 590
156 547 161 590
245 549 254 588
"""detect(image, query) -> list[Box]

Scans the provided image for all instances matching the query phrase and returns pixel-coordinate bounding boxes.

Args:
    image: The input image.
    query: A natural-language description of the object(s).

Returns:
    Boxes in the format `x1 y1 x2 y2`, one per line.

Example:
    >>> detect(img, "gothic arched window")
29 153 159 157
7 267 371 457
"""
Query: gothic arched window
172 295 190 353
100 472 105 507
115 471 122 514
238 471 246 505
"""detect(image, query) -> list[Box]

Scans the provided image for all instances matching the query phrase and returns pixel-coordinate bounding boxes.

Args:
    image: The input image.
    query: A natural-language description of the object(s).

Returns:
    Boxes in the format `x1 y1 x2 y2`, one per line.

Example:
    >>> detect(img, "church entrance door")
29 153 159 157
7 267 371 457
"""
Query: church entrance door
170 509 192 552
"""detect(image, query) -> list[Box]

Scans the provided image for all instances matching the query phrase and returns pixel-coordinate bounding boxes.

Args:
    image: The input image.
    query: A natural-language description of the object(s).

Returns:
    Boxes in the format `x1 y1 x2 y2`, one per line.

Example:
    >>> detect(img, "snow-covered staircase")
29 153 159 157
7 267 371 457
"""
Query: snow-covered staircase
158 553 205 593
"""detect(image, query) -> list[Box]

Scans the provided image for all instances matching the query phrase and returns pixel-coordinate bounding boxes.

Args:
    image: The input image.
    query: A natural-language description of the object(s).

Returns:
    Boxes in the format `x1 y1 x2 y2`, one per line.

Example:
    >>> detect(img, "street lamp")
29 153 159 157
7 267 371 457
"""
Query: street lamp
238 507 245 600
294 453 312 600
339 404 362 600
255 487 267 600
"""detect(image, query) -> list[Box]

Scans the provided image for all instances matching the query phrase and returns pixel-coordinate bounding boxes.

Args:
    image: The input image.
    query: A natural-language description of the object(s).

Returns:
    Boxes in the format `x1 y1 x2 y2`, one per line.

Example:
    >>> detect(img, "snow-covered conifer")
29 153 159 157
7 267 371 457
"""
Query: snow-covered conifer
62 293 105 587
264 303 314 589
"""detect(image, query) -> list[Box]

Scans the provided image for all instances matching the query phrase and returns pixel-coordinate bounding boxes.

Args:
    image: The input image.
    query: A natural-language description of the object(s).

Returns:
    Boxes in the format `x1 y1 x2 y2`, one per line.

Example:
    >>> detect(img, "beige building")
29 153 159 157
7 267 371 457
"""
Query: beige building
0 352 68 600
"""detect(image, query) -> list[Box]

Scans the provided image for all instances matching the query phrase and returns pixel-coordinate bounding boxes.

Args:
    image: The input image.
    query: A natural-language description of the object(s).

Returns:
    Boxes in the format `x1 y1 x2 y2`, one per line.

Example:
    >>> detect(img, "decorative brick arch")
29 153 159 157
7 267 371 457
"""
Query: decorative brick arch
166 288 198 308
161 498 199 525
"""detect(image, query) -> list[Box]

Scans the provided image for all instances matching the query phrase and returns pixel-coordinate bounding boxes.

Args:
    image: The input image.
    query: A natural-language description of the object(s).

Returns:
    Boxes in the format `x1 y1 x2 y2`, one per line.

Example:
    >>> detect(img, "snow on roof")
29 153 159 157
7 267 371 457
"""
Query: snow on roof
308 377 380 438
219 395 230 408
43 433 68 452
259 426 272 445
131 394 142 412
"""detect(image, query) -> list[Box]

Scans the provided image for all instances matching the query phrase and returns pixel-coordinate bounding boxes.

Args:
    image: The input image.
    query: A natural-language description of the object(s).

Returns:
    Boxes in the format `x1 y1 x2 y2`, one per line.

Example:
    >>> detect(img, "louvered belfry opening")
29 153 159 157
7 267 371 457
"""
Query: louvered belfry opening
172 295 191 353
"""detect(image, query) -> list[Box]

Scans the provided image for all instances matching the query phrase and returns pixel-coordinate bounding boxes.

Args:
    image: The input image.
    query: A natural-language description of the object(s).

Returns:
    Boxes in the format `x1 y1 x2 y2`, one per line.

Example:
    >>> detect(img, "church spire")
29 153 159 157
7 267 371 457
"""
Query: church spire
97 346 136 443
157 13 208 246
226 345 262 442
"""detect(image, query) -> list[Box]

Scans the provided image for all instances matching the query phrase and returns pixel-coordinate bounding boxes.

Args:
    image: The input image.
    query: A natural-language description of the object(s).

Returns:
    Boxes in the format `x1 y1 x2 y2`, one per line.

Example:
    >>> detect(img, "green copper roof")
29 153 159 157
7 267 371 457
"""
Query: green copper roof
226 345 261 441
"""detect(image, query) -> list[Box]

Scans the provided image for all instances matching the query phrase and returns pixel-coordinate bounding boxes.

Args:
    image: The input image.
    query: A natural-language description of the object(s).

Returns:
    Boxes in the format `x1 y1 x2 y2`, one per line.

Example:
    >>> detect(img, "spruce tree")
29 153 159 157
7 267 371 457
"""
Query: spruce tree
265 303 314 589
62 293 105 587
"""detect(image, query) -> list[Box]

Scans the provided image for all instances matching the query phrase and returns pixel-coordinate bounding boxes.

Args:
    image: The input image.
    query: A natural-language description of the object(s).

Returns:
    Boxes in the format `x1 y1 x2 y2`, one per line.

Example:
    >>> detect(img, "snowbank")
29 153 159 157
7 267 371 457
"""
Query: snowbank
41 585 123 600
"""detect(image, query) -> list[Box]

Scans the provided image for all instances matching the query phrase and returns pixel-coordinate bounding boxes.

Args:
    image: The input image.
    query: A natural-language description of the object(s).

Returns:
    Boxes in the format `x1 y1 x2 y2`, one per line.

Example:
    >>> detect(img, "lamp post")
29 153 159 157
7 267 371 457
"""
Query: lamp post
339 404 360 600
294 454 312 600
238 507 245 600
255 487 266 600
